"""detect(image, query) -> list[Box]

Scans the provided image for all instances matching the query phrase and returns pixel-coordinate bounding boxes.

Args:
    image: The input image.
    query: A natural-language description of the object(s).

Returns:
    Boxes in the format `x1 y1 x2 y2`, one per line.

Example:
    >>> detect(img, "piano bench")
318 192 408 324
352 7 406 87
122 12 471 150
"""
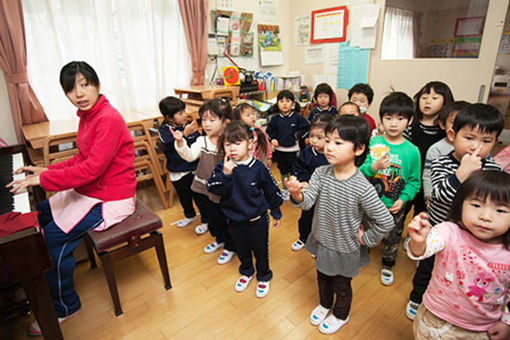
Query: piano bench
83 199 171 316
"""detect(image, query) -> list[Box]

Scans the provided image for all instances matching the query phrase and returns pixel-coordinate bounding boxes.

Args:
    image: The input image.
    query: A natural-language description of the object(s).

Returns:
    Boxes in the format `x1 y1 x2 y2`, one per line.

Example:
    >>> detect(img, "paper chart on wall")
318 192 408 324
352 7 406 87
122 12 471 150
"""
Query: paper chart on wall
257 0 279 22
305 45 323 64
348 3 379 49
337 42 369 89
295 15 310 45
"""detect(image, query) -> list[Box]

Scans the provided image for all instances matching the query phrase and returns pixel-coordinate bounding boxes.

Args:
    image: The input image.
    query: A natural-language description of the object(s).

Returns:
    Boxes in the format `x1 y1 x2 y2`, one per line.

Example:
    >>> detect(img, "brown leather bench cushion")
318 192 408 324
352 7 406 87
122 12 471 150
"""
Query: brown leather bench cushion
88 199 162 252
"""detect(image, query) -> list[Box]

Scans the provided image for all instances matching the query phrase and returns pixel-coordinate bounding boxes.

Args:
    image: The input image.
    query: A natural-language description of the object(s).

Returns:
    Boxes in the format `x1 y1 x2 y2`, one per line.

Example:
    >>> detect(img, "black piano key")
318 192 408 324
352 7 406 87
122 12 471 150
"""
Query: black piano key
0 153 15 215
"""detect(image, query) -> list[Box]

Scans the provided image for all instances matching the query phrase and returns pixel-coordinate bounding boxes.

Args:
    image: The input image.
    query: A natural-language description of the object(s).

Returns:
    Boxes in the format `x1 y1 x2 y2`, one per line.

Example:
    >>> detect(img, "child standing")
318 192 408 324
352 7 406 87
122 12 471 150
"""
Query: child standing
359 92 421 286
407 170 510 340
348 83 377 133
406 103 504 320
158 96 201 229
285 115 394 334
421 101 470 206
233 103 272 166
290 114 333 251
266 90 310 199
172 99 237 264
307 83 338 122
403 81 454 216
207 121 283 298
338 102 361 116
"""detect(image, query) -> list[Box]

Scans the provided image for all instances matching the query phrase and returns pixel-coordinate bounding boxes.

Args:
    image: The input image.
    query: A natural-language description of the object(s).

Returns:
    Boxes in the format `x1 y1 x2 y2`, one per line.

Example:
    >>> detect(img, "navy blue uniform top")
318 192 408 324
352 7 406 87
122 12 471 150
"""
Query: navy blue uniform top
158 123 200 172
206 157 283 222
265 112 310 147
292 146 328 182
307 105 338 122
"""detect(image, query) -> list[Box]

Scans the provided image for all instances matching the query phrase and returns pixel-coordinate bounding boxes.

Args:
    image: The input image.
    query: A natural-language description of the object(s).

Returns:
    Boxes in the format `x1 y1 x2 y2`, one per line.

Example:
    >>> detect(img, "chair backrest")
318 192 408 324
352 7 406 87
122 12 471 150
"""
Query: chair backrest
43 132 79 167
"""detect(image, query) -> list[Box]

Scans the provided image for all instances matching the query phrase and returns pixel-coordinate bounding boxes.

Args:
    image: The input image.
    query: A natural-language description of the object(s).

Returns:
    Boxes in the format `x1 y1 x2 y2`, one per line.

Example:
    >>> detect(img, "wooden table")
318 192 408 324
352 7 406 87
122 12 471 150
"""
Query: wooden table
174 85 239 105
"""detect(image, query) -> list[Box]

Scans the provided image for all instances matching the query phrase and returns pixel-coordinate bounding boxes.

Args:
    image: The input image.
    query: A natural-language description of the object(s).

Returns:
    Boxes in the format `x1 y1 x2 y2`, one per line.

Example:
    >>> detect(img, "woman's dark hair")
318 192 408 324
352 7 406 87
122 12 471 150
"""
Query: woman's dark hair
217 120 253 160
198 99 232 121
452 103 504 137
348 83 374 104
438 100 470 127
338 101 361 116
159 96 185 120
413 81 454 122
379 91 414 120
310 113 334 130
325 115 370 166
448 170 510 249
272 90 301 114
313 83 334 102
233 102 253 120
60 61 99 94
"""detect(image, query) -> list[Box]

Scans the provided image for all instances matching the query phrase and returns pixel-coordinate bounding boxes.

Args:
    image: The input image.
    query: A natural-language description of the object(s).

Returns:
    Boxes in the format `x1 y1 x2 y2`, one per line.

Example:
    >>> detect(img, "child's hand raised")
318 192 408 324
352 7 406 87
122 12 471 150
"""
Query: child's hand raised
284 175 304 203
169 126 185 147
223 155 236 175
457 144 482 182
183 120 198 136
407 212 431 256
372 152 390 172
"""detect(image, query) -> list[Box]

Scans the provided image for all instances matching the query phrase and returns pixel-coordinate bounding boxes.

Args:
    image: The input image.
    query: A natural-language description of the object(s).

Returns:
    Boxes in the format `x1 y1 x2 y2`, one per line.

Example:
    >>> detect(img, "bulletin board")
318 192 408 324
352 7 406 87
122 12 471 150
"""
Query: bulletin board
210 10 254 57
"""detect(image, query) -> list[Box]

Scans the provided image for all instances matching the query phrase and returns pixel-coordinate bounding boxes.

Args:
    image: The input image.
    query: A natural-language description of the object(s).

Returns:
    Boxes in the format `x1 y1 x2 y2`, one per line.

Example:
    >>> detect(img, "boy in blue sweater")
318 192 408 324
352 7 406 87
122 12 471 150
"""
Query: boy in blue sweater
158 96 203 230
266 90 310 199
291 114 333 251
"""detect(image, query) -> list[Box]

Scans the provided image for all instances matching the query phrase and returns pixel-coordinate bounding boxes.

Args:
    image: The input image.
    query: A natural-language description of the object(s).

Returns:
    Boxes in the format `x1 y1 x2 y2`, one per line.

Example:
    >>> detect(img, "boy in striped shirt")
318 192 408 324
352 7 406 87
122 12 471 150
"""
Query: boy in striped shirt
406 103 504 320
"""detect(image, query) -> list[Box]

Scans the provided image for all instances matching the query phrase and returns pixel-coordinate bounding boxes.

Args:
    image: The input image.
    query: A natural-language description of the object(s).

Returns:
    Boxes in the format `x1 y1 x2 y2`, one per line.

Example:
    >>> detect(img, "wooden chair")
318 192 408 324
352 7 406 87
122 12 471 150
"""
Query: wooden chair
42 132 78 167
84 199 171 316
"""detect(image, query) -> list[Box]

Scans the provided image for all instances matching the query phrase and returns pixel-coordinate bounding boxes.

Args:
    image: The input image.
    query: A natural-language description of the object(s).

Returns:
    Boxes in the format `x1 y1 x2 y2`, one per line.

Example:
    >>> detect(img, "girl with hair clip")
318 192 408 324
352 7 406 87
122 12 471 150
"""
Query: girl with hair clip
233 103 272 167
404 81 454 216
266 90 310 199
171 99 237 265
408 170 510 340
207 121 283 298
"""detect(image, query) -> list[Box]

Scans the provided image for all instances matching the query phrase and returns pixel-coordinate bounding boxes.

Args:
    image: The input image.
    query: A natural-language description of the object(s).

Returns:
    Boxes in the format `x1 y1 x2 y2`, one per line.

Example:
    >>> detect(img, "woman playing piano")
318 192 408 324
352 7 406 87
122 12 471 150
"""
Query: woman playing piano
7 61 136 336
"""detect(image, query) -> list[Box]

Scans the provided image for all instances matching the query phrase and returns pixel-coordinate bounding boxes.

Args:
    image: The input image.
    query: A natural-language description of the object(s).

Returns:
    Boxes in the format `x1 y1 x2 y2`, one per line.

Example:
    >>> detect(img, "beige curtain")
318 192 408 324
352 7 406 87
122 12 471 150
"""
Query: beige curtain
0 0 47 143
178 0 208 86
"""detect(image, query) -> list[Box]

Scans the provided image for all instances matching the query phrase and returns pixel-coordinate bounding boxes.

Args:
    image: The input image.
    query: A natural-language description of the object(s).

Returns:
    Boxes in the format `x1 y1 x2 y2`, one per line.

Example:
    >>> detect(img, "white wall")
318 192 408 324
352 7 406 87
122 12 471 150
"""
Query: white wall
0 73 17 145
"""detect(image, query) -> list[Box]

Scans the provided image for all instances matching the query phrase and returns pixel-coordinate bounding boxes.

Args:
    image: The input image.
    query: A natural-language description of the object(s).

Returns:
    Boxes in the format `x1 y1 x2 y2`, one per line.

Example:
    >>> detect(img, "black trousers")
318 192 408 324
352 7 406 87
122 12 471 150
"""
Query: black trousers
229 214 272 281
171 172 196 218
317 271 352 320
298 205 315 243
273 150 298 177
404 188 427 219
192 192 209 224
409 255 435 304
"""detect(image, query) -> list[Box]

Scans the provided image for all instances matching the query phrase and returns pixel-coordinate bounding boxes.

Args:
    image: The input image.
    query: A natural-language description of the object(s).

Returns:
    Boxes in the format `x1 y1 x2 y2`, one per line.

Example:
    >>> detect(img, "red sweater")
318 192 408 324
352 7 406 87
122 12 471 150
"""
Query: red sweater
40 95 136 201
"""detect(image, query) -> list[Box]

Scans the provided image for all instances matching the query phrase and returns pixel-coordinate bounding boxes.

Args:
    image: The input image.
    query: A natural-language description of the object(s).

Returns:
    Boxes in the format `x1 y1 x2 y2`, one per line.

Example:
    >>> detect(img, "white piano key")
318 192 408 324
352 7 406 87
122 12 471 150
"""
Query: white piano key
12 152 26 181
12 152 30 213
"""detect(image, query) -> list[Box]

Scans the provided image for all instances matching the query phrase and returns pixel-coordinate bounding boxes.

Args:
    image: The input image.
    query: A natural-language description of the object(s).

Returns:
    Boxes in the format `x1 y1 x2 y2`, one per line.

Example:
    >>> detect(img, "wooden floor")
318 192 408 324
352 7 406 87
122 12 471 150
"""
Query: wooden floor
2 172 417 340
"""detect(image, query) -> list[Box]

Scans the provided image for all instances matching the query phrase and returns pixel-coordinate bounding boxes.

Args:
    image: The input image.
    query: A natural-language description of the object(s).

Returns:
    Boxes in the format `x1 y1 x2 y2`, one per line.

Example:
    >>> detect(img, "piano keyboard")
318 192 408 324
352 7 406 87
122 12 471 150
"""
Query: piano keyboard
0 152 30 214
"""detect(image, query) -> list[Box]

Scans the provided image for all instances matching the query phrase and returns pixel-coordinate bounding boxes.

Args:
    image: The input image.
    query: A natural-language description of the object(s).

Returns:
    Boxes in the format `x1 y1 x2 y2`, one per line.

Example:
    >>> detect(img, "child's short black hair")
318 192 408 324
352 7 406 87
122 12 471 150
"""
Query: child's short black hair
413 81 454 122
348 83 374 104
448 170 510 249
199 98 232 121
159 96 185 119
274 90 301 113
313 83 334 101
310 113 334 130
379 92 414 120
452 103 504 137
438 101 470 127
325 115 370 166
338 101 361 115
233 102 253 120
60 61 99 94
217 120 253 160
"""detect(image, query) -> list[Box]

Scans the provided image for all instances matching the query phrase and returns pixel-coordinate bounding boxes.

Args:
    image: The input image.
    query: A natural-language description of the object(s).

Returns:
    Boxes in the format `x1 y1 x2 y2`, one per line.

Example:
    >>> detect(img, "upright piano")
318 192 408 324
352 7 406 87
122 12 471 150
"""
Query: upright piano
0 145 63 340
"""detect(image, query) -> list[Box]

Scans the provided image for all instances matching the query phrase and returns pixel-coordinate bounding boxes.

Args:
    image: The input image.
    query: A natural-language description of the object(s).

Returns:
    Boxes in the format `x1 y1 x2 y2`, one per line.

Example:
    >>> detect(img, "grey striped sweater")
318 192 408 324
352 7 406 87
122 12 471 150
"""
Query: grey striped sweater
293 165 394 253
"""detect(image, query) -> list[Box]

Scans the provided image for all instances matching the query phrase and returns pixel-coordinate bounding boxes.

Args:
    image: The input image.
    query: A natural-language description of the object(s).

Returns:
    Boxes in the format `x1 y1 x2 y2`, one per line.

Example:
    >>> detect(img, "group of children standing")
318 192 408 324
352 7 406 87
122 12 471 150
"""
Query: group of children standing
158 80 510 338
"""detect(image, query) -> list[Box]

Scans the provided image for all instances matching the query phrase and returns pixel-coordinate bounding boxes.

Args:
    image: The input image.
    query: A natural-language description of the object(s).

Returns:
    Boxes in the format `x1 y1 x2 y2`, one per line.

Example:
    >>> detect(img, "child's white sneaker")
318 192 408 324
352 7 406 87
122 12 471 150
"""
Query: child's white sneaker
309 304 330 326
217 250 235 264
203 241 224 254
176 216 197 228
255 281 270 298
406 300 420 320
234 275 253 292
195 223 208 235
319 315 349 334
380 267 394 286
291 239 305 251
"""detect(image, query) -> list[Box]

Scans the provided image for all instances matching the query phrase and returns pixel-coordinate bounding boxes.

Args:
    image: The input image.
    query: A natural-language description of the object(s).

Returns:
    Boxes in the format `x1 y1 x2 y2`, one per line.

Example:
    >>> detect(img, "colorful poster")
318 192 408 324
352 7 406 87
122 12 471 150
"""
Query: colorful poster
295 15 310 45
258 24 283 66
